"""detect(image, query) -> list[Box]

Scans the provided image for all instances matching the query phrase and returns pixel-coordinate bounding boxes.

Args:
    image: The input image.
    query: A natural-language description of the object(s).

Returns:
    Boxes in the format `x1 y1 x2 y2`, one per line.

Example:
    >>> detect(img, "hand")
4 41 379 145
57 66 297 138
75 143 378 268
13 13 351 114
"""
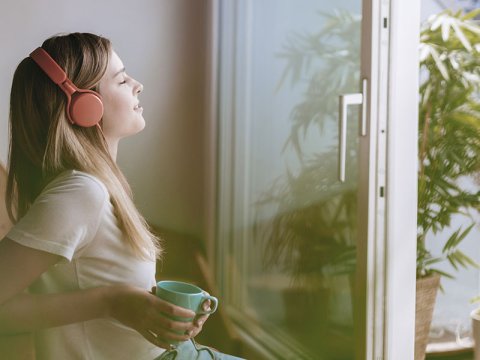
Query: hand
189 299 212 338
106 285 197 349
149 286 212 339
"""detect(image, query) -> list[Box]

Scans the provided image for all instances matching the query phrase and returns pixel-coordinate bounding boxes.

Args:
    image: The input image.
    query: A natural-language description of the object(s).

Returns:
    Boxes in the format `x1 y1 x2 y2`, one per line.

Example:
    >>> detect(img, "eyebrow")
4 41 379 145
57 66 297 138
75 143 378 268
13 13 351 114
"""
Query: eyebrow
113 67 126 78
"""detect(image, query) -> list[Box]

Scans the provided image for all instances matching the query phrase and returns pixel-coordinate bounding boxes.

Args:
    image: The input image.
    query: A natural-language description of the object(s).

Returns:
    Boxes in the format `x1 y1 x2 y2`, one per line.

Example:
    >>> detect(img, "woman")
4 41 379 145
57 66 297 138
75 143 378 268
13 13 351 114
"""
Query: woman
0 32 209 359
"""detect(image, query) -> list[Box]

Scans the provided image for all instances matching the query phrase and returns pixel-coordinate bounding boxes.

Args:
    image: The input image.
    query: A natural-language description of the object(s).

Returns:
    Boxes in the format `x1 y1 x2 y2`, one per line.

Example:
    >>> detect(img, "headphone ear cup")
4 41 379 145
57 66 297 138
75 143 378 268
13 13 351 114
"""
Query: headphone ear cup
29 48 104 127
69 91 104 127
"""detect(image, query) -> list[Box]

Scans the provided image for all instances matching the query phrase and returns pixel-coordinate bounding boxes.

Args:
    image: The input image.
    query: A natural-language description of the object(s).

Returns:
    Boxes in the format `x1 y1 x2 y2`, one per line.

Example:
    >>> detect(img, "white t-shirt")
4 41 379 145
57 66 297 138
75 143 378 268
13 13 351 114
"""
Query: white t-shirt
7 170 164 360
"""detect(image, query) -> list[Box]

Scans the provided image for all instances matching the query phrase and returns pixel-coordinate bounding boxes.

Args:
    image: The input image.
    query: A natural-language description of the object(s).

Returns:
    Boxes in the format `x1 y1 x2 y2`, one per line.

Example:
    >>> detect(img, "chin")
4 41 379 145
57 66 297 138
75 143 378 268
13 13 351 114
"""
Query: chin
136 118 146 132
130 121 146 136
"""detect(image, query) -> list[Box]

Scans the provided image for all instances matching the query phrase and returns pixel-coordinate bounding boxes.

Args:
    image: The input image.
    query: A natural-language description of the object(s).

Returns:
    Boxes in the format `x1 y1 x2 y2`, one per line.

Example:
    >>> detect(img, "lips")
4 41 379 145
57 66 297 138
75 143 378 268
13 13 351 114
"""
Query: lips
134 103 143 113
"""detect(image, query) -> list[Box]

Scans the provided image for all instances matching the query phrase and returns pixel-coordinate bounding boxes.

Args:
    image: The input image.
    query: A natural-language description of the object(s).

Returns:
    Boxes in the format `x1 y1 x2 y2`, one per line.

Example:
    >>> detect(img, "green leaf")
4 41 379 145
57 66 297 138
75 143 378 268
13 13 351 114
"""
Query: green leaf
441 18 451 42
462 9 480 21
428 268 455 279
444 223 475 249
452 21 472 51
429 45 450 80
455 249 480 269
443 228 461 252
423 257 443 266
447 252 460 270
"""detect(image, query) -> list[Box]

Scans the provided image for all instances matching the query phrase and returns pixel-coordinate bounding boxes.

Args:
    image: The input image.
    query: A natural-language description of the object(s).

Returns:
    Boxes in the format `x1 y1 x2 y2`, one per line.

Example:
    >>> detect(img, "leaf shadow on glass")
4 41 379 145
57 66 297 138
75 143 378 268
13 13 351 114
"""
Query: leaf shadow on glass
252 9 361 358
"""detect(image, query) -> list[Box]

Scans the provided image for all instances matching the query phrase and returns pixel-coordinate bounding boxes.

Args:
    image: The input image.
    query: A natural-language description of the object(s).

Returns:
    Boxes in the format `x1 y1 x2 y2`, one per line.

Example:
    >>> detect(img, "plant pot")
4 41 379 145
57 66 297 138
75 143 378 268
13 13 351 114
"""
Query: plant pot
471 308 480 360
415 274 441 360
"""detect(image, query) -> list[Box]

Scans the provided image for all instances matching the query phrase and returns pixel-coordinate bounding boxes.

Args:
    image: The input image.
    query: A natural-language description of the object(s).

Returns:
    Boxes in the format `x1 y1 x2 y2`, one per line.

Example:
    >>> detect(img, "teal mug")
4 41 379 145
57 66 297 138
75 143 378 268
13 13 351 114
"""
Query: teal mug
155 281 218 345
156 280 218 325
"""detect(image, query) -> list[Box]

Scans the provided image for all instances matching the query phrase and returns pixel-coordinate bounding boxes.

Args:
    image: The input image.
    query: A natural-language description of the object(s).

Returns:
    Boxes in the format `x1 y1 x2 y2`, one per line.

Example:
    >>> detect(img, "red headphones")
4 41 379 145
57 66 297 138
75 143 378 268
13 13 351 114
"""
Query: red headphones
29 47 104 127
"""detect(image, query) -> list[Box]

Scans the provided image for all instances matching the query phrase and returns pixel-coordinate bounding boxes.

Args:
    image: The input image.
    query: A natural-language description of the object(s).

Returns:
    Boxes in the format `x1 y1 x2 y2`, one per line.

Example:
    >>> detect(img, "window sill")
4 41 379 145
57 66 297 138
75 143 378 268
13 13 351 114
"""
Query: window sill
427 339 473 358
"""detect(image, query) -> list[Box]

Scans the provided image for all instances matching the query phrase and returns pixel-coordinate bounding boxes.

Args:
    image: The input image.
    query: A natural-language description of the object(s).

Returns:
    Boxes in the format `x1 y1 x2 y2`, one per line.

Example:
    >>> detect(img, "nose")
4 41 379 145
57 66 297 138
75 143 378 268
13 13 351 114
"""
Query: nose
135 82 144 94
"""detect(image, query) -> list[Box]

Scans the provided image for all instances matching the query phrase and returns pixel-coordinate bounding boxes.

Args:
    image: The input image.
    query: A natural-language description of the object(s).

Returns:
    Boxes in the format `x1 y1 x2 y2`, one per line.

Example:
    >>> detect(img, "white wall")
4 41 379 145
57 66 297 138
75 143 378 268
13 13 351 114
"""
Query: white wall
0 0 209 239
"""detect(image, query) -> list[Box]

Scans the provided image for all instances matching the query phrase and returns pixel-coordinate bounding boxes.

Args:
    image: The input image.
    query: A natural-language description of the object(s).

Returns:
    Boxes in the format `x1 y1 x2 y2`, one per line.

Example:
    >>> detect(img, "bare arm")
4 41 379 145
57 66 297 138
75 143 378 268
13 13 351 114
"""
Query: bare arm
0 238 206 348
0 238 61 307
0 238 104 334
0 286 108 334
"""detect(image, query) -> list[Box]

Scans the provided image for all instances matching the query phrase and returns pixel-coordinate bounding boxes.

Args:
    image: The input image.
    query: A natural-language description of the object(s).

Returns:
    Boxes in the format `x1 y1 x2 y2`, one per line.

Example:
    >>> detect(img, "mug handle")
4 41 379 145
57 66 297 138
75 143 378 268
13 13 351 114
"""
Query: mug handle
199 295 218 315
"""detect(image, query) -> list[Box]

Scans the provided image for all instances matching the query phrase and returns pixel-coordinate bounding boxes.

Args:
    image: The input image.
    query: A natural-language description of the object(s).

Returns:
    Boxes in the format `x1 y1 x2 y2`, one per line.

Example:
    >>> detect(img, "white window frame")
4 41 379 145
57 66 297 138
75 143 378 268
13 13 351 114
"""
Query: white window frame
384 0 419 358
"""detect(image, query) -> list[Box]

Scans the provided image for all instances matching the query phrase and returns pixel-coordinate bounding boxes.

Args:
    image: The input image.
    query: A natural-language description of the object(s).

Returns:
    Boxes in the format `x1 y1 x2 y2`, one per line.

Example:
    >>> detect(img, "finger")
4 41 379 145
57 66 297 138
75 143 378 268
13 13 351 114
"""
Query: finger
189 326 202 338
189 318 208 338
194 313 209 327
154 297 196 318
191 314 210 337
190 319 205 337
149 314 195 334
202 299 211 311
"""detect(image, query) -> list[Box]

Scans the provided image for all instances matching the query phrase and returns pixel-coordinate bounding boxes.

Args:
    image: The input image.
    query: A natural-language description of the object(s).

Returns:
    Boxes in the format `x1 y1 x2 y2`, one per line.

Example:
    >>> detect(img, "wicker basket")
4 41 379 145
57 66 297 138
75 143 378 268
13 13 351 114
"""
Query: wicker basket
415 274 441 360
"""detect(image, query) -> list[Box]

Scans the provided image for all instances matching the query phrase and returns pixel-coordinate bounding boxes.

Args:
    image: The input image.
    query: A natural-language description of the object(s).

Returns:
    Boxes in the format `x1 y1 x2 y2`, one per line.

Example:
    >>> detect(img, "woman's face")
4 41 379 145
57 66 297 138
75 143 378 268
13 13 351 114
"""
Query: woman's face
98 50 145 142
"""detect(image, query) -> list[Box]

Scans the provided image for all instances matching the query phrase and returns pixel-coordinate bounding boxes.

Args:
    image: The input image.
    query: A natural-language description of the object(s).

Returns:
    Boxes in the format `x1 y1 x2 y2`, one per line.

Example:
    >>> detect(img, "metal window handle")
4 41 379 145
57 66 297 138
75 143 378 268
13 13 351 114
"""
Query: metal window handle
338 78 368 182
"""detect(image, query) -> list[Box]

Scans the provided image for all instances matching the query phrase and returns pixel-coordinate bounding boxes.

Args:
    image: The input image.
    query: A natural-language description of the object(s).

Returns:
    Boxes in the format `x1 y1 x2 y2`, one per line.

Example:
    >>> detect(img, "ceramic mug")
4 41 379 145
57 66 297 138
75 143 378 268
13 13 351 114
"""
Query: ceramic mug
156 280 218 321
155 280 218 345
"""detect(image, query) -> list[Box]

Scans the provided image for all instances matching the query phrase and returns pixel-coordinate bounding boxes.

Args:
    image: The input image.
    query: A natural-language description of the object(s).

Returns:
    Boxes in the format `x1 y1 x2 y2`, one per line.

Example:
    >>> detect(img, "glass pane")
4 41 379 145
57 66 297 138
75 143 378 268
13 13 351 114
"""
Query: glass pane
220 0 363 358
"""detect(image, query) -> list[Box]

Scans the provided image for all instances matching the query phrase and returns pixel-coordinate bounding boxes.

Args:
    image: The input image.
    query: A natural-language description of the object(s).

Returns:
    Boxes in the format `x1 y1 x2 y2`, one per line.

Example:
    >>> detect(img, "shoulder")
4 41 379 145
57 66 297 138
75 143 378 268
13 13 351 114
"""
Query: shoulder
8 171 111 260
38 170 109 210
44 170 108 199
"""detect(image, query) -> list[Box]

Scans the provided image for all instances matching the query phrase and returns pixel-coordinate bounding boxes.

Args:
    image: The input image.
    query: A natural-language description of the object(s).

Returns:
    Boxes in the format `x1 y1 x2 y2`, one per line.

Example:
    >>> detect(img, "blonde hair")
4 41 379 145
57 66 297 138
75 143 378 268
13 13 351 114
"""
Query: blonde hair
7 32 161 260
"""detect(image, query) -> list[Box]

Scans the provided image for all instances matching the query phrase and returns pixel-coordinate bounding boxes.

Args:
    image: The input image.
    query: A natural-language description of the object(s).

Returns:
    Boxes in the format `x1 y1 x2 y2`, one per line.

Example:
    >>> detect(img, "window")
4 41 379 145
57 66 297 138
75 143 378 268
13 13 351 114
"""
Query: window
215 1 362 358
213 0 419 358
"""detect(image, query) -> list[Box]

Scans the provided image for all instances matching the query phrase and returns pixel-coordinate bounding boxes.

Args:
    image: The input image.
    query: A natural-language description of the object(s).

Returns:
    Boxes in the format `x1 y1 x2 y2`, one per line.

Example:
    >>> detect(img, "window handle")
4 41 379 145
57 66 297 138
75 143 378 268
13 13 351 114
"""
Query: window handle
338 78 368 182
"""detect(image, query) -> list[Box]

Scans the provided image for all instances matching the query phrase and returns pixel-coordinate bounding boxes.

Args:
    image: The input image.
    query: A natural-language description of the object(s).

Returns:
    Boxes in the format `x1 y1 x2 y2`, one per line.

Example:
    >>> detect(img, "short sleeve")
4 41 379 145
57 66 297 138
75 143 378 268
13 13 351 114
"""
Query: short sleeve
6 171 108 261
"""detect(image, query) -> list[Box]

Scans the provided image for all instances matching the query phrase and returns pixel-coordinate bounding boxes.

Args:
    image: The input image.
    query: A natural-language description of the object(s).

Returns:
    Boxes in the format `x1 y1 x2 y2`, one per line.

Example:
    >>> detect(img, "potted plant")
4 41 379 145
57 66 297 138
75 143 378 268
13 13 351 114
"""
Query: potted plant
416 8 480 359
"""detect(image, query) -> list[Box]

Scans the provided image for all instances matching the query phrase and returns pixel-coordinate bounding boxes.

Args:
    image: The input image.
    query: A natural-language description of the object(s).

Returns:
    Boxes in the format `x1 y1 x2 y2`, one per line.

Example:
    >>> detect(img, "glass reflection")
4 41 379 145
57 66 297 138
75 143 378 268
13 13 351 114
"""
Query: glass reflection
233 2 362 358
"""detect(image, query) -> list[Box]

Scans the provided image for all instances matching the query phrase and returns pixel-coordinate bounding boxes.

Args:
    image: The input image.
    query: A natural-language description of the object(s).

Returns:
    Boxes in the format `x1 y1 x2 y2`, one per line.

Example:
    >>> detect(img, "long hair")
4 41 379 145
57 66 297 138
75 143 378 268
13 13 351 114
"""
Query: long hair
7 32 161 260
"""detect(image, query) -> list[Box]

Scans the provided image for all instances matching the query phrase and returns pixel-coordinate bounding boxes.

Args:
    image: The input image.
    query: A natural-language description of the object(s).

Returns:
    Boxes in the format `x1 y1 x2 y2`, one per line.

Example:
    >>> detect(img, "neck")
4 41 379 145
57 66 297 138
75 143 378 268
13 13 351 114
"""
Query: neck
95 124 118 162
106 138 119 162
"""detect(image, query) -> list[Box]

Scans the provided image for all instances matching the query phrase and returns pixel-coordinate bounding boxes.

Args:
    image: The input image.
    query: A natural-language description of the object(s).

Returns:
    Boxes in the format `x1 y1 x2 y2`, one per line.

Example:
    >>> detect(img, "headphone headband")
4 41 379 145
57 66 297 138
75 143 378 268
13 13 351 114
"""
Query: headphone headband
29 47 104 127
30 48 68 86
